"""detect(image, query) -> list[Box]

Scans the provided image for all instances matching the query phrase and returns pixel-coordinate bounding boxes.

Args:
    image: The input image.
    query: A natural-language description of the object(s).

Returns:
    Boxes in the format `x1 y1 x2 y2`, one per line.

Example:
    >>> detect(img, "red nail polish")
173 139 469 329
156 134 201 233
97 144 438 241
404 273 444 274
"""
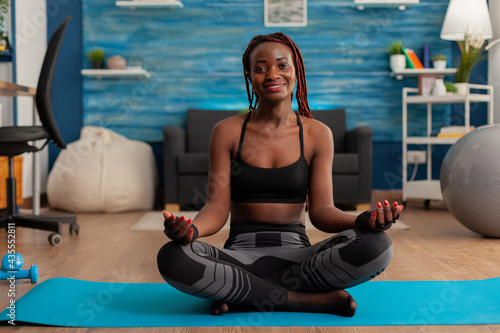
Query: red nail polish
180 216 185 221
187 219 192 225
189 229 193 234
377 202 382 208
393 202 398 207
170 215 175 220
384 200 389 206
372 211 377 217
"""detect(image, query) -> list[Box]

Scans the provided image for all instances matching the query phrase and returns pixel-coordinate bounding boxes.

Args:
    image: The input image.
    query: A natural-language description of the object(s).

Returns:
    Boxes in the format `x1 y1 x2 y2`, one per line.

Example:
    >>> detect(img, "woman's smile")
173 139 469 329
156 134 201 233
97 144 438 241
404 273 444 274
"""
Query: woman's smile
264 82 286 92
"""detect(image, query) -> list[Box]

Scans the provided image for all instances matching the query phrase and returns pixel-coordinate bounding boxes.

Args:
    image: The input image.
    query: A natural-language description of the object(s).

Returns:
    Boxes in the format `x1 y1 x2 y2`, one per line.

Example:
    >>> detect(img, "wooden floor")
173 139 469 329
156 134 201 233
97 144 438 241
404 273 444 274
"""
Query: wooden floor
2 200 500 332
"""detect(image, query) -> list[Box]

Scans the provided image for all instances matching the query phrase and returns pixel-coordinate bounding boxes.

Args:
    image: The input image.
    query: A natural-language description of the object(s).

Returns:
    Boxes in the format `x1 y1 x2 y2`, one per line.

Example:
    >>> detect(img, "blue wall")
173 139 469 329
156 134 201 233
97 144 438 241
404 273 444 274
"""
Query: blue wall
81 0 452 143
47 1 83 167
49 0 491 191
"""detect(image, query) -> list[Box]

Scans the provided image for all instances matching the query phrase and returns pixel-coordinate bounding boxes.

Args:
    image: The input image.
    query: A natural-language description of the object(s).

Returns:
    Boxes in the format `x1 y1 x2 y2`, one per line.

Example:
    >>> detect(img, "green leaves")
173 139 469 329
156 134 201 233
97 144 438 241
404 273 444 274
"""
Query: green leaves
455 35 488 83
387 41 403 55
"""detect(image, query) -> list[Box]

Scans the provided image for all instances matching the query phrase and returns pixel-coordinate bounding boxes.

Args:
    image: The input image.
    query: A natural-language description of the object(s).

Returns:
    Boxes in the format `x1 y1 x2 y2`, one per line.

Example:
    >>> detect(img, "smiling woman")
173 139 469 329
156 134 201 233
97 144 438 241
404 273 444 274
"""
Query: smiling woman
242 32 310 117
157 32 403 318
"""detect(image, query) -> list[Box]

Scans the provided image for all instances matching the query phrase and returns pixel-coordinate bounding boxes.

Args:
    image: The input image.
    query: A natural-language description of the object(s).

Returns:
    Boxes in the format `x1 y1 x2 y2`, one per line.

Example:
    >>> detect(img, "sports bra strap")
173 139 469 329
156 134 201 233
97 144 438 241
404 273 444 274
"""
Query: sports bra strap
295 112 304 157
236 111 252 159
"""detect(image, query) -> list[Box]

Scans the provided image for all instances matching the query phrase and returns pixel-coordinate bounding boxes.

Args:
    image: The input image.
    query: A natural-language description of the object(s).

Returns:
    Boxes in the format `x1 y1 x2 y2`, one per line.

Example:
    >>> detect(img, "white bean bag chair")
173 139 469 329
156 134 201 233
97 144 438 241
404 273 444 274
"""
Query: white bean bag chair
47 126 157 213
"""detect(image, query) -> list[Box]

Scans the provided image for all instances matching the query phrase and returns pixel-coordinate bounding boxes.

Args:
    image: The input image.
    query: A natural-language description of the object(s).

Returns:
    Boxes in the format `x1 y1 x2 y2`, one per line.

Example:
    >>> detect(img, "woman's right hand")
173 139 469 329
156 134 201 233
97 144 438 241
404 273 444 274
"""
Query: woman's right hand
163 211 198 245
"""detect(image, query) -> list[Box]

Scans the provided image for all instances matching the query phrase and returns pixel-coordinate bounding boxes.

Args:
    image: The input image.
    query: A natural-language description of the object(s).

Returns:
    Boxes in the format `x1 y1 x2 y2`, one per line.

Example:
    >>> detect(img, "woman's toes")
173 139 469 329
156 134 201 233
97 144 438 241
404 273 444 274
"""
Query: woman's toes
220 303 229 313
210 301 229 315
347 296 357 317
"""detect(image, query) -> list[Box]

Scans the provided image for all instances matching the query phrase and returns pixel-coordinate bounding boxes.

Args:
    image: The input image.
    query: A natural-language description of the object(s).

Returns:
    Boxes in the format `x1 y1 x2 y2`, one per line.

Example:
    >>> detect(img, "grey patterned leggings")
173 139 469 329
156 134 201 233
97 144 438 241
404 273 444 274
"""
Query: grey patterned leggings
157 222 392 307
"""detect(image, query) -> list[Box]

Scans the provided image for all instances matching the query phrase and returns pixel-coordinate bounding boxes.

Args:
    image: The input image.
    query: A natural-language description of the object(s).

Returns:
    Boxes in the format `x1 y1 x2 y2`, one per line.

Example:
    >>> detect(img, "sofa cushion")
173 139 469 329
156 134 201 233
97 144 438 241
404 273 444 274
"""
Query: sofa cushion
333 175 360 205
186 109 239 153
311 109 347 153
177 153 209 174
179 174 209 210
333 153 359 174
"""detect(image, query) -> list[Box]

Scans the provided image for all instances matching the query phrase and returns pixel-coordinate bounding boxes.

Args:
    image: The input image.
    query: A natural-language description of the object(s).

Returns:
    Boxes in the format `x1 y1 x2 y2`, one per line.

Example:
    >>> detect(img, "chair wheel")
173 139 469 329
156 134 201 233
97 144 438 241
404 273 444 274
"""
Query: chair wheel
48 233 63 246
424 200 431 209
70 223 80 235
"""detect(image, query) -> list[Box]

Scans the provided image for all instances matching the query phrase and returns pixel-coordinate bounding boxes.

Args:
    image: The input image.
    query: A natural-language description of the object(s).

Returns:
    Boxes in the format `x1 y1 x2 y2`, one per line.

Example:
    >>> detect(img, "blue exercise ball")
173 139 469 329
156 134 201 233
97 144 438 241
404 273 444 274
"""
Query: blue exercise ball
440 124 500 237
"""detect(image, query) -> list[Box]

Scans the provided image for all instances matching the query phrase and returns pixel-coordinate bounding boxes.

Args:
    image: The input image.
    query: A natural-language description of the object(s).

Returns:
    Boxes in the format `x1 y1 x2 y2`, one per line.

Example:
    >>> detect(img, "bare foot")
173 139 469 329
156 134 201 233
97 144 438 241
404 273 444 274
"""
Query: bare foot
210 290 356 317
211 301 229 315
286 289 357 317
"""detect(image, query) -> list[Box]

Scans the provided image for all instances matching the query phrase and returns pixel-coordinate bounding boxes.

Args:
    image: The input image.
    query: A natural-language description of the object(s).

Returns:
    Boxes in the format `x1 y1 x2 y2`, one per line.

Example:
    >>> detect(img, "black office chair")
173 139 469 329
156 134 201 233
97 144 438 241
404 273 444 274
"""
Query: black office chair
0 16 79 245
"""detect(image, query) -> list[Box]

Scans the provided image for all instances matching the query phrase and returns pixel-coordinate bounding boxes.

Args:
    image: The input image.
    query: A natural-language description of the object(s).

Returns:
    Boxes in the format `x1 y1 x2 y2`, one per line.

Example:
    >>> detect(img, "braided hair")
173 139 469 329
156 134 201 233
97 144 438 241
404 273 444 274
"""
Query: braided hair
242 32 312 119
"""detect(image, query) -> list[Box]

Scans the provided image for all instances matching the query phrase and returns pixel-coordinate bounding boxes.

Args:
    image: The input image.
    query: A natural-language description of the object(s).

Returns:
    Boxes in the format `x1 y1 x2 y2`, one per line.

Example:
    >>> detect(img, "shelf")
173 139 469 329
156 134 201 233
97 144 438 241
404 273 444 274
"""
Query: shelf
391 68 456 80
406 137 458 145
403 180 443 201
115 0 184 9
406 93 491 104
81 67 151 79
402 83 493 203
354 0 418 10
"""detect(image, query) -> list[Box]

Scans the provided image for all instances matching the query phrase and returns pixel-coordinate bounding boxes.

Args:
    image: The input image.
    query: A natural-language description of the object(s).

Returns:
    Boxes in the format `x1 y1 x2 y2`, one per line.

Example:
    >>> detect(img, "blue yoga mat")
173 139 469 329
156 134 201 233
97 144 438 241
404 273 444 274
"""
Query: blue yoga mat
1 277 499 327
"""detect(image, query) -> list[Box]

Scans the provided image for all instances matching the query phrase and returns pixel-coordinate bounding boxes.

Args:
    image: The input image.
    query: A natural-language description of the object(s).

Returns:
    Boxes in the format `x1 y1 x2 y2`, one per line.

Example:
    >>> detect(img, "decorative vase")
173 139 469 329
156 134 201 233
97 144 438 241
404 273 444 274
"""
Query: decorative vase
432 78 447 96
432 60 447 70
390 54 406 72
106 55 127 70
455 82 468 95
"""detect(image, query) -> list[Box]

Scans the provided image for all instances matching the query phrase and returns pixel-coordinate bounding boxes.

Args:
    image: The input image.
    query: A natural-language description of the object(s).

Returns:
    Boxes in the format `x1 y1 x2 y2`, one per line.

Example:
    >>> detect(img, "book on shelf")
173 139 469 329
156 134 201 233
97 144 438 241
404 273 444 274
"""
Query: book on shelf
402 47 414 69
437 126 475 137
402 47 424 69
423 44 430 68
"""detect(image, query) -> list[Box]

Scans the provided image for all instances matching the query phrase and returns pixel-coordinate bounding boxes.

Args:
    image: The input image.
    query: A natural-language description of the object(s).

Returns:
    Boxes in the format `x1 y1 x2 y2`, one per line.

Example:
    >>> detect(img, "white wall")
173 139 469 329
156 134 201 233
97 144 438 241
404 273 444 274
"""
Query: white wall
0 63 13 127
14 0 47 198
489 1 500 124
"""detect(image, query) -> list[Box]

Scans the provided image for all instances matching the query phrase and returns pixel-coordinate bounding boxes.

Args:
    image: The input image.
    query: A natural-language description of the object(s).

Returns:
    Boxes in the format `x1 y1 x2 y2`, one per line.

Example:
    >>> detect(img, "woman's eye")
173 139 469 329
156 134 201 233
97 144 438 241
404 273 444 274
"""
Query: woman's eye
279 63 289 69
255 67 266 73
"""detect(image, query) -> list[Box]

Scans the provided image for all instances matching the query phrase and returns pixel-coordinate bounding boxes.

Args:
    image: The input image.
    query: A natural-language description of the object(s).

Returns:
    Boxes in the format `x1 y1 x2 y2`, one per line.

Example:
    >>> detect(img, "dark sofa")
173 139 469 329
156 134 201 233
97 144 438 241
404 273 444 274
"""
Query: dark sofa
164 109 372 210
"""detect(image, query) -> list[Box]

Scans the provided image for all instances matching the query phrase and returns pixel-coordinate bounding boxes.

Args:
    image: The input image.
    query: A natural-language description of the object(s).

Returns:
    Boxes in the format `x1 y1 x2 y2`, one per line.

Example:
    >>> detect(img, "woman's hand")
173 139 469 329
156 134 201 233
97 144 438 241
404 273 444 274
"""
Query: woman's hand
163 210 198 245
355 200 404 232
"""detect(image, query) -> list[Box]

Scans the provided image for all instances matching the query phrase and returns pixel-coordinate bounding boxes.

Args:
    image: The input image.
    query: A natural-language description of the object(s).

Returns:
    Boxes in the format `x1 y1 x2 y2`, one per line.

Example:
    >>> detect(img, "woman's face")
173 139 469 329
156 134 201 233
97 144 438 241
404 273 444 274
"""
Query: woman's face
248 41 296 105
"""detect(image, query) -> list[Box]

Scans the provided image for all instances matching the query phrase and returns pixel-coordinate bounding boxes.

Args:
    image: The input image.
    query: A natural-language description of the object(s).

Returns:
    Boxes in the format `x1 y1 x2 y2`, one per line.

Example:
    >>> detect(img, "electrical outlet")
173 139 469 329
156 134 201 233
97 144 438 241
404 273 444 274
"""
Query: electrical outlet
407 151 426 164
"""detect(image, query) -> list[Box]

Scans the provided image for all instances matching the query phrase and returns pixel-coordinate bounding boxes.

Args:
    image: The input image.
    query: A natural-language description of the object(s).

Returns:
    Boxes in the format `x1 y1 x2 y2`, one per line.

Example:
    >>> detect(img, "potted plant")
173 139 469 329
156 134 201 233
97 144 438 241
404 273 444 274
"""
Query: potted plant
87 48 105 69
454 34 488 94
0 0 8 35
0 0 10 54
431 54 447 70
387 41 405 72
445 81 457 94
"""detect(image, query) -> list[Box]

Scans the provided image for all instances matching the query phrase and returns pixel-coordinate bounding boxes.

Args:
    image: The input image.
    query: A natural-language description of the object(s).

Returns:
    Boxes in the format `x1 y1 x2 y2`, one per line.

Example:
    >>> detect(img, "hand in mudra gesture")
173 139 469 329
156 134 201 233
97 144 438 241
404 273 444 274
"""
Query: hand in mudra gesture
162 211 198 245
356 200 404 232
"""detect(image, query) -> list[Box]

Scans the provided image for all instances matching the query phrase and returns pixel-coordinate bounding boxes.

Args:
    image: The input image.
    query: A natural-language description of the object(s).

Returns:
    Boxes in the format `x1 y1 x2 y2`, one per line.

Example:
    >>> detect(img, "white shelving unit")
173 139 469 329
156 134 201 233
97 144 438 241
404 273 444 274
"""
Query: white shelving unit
115 0 184 9
391 68 456 80
402 84 494 204
354 0 418 10
81 67 151 79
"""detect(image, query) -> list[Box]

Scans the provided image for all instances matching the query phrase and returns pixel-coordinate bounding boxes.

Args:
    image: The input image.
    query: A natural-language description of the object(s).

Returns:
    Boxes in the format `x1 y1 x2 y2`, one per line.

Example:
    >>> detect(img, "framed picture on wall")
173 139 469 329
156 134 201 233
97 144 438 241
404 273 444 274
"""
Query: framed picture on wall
264 0 307 27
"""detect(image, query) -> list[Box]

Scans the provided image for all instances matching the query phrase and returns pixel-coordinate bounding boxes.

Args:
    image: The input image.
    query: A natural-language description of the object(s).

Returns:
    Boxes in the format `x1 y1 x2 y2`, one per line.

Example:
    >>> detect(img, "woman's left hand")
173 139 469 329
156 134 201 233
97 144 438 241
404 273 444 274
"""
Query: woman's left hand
355 200 404 231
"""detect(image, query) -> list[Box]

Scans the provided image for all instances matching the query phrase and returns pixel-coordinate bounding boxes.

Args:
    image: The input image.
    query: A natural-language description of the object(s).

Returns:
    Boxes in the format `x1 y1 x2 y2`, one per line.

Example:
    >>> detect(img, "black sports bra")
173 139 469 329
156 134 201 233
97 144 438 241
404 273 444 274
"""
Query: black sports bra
230 112 309 204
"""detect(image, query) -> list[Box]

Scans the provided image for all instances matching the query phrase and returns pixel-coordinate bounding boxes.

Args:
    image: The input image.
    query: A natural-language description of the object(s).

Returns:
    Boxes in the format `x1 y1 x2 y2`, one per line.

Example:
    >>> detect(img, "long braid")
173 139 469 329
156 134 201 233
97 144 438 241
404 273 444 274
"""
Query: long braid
242 32 313 119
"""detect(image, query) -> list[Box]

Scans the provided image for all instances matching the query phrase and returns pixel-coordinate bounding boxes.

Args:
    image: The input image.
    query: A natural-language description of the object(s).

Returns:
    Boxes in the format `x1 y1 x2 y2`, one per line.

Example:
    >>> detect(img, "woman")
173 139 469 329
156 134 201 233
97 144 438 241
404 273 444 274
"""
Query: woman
157 32 403 317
